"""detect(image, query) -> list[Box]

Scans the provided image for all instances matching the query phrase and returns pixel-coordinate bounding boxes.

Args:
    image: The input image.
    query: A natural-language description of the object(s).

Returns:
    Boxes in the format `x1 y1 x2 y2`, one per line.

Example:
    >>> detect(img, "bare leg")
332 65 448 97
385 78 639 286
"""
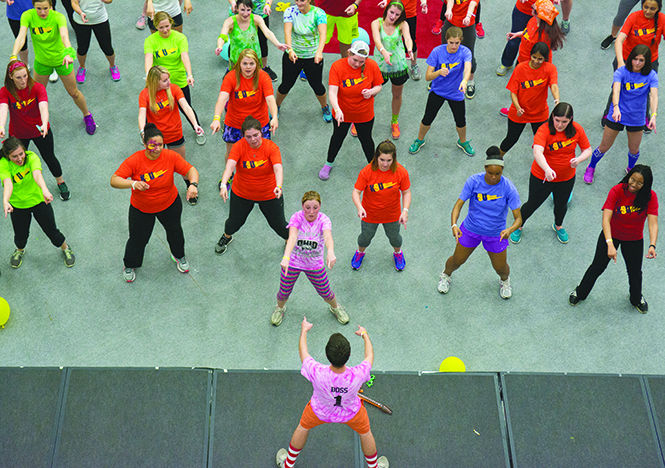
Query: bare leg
33 73 49 87
225 142 233 160
60 241 69 250
339 42 350 58
275 90 287 107
417 122 431 140
289 424 310 450
598 127 620 153
262 56 268 68
77 53 87 68
170 144 187 160
19 49 29 64
316 93 328 107
455 126 467 143
611 24 620 38
391 84 403 116
359 430 378 456
60 72 90 116
561 0 573 20
105 53 116 67
487 250 509 281
443 243 476 276
626 130 643 155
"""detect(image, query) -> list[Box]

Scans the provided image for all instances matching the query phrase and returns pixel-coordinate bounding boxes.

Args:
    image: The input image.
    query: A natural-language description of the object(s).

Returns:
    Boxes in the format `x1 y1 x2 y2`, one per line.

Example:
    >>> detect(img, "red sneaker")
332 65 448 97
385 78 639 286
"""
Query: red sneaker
432 19 443 35
476 22 485 39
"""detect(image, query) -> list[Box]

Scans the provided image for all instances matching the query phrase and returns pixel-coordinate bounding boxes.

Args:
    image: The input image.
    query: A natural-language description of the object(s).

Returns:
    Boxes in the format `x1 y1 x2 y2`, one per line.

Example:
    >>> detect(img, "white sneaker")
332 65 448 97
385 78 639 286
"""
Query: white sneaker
49 70 59 83
275 448 287 467
437 272 451 294
499 277 512 299
378 455 390 468
271 305 286 326
195 131 207 145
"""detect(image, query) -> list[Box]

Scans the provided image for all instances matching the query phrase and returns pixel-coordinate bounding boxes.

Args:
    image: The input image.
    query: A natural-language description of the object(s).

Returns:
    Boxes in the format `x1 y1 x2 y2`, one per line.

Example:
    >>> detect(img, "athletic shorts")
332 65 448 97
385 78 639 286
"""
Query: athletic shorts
382 72 409 86
602 118 644 133
458 223 508 253
326 14 358 45
166 136 185 147
222 122 271 144
33 59 73 77
299 401 371 434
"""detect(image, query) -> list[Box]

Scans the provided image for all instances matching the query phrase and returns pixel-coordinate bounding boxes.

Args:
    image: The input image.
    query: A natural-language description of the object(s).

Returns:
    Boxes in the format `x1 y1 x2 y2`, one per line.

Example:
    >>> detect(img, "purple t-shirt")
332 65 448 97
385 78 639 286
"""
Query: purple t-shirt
607 66 658 127
287 210 331 270
301 356 371 423
460 173 521 237
426 44 472 101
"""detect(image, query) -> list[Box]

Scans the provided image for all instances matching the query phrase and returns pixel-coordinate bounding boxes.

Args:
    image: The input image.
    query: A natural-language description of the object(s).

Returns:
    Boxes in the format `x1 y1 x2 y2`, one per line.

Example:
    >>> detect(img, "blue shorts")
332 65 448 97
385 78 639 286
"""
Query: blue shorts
458 223 508 253
222 123 271 144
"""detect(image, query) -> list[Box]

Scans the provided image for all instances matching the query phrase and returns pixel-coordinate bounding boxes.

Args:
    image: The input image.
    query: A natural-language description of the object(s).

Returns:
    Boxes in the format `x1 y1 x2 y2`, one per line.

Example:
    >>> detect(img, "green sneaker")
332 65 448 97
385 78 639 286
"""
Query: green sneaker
62 246 75 267
10 249 24 268
330 304 349 325
457 139 475 156
408 138 425 154
271 304 286 326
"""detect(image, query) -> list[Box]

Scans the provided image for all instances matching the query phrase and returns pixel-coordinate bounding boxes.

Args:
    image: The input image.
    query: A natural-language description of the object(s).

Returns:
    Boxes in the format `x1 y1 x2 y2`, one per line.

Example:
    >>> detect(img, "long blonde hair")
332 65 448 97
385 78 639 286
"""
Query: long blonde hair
146 66 174 113
233 49 260 91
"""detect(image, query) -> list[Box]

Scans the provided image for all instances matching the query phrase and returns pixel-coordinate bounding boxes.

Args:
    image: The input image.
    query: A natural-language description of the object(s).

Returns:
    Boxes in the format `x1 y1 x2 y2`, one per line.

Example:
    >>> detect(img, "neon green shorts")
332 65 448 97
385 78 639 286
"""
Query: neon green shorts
33 59 74 77
326 14 358 45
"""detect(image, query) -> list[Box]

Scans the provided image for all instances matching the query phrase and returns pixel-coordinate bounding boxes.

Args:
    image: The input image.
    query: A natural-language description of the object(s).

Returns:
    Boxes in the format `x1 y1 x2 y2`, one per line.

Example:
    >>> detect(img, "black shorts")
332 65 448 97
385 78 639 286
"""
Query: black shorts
148 13 183 31
167 136 185 147
382 72 409 86
603 118 644 133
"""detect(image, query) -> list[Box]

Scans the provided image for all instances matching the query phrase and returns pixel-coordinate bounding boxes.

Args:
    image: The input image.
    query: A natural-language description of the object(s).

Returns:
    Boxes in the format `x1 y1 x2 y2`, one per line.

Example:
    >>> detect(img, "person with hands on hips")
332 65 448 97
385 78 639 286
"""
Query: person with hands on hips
438 147 521 299
111 123 199 283
0 136 75 269
215 116 288 256
570 164 658 314
275 317 389 468
271 190 348 327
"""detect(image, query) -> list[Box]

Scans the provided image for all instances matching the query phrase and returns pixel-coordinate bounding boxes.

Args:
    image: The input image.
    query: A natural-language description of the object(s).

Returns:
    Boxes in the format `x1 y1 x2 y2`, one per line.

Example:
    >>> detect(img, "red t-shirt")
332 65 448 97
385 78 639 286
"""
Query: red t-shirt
221 70 273 129
403 0 417 18
620 11 665 61
139 84 185 144
0 83 48 139
507 61 557 123
515 0 536 16
603 184 658 241
115 149 192 213
329 58 382 123
317 0 355 17
531 121 590 182
229 138 282 201
354 163 410 224
448 0 479 27
518 17 552 64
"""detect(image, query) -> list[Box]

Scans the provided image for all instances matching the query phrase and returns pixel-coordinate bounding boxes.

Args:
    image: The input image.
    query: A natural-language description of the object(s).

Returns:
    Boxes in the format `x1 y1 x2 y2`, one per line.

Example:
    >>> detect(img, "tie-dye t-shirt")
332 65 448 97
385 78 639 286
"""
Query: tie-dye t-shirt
301 356 371 423
283 5 327 59
287 210 331 270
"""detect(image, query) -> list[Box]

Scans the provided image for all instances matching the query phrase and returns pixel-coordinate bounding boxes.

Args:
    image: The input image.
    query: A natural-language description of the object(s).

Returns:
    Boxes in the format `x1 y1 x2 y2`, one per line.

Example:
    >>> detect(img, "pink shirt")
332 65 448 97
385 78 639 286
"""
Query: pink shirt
301 356 371 423
287 211 331 270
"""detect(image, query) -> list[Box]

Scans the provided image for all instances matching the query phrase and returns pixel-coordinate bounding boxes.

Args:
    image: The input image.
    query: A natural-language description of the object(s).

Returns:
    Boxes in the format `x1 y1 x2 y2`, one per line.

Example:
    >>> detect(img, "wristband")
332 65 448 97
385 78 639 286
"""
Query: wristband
650 244 656 249
9 55 17 61
652 113 658 117
360 331 367 337
282 255 289 260
64 46 75 59
218 33 229 41
131 181 137 190
451 223 457 229
276 185 282 189
213 115 221 121
403 208 408 212
352 2 359 8
606 239 613 244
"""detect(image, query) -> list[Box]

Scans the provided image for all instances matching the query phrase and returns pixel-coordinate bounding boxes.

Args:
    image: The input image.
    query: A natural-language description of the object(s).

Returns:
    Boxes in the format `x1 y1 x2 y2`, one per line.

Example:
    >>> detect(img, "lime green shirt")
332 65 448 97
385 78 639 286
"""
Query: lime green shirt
0 151 44 209
144 31 189 88
20 9 67 67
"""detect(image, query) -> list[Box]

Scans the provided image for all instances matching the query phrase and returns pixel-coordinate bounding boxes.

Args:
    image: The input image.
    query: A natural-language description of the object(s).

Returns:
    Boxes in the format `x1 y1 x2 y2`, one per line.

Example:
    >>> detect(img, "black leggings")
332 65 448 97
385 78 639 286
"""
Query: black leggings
440 21 476 73
71 20 114 57
576 232 644 306
20 130 63 179
11 201 65 249
499 119 546 154
124 195 185 268
421 92 466 128
277 53 326 96
178 85 201 130
327 119 375 164
8 18 28 52
259 16 269 58
405 16 417 54
224 191 288 239
520 173 575 227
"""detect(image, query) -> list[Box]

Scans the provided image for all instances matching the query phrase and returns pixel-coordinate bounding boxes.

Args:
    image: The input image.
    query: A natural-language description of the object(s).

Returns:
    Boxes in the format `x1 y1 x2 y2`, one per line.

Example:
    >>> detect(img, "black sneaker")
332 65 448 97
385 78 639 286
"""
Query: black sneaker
58 182 70 201
215 235 233 254
569 290 581 305
263 66 278 82
634 296 648 314
600 35 615 50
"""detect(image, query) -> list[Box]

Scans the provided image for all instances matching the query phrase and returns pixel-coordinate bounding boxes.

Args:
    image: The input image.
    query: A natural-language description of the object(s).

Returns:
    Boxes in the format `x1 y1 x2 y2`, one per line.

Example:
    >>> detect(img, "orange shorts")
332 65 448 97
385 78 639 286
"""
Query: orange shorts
299 401 371 434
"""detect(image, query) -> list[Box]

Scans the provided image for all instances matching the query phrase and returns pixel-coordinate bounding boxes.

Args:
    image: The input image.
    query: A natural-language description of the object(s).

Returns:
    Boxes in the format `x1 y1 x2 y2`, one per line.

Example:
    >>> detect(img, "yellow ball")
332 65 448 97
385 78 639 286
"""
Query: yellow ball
0 297 9 328
439 356 466 373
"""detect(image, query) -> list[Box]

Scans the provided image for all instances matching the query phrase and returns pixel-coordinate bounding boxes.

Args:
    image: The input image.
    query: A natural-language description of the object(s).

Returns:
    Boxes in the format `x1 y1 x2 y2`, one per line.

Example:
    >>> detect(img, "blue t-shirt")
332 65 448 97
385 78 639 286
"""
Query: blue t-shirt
607 66 658 127
459 173 521 237
6 0 32 20
426 44 472 101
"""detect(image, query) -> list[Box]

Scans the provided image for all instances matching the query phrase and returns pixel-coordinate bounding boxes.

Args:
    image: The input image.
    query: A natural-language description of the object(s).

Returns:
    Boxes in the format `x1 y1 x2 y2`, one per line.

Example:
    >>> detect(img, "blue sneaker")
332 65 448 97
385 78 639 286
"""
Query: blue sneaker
351 250 365 270
393 251 406 271
322 105 332 123
509 228 522 244
299 69 307 81
552 224 569 244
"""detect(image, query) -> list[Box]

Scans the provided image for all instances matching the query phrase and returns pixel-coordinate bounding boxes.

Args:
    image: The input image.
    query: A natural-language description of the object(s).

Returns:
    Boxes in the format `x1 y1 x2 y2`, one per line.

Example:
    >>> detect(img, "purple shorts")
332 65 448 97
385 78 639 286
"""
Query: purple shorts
222 123 271 144
458 223 508 253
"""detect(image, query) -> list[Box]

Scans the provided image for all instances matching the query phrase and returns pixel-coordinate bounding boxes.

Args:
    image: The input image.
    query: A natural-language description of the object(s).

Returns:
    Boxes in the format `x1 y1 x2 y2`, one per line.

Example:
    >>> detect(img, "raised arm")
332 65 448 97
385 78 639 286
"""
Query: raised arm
299 316 313 362
355 326 374 366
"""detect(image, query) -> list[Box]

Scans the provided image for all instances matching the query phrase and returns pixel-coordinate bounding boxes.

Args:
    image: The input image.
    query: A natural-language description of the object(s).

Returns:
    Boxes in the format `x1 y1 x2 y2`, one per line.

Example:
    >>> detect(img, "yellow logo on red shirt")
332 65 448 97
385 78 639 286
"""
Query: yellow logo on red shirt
476 193 503 201
242 159 267 169
618 204 641 214
520 78 545 89
342 76 367 88
140 169 167 182
455 0 469 4
368 181 396 192
625 82 646 91
12 168 31 184
154 47 177 58
548 138 575 151
156 98 171 110
31 26 54 35
234 89 258 99
633 27 655 37
14 98 36 110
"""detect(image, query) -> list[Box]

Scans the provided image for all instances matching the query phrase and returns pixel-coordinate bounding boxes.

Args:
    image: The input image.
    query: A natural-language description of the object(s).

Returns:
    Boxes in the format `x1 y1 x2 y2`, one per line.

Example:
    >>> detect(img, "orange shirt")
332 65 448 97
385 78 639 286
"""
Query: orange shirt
518 17 552 64
448 0 478 27
403 0 417 18
507 61 557 123
329 58 382 123
531 121 590 182
229 137 282 201
515 0 535 15
620 11 665 61
354 163 410 224
139 84 185 144
115 149 193 213
221 69 274 129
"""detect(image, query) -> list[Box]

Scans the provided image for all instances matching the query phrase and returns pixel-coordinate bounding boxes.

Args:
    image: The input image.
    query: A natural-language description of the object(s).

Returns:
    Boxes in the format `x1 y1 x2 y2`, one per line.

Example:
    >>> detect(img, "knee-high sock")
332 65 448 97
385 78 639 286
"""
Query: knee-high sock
628 151 640 169
588 147 605 169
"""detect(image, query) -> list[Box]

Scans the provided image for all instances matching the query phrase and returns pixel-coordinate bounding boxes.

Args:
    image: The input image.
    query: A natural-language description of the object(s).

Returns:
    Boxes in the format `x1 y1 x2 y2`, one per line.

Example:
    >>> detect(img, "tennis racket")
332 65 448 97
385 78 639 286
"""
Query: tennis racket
358 389 393 415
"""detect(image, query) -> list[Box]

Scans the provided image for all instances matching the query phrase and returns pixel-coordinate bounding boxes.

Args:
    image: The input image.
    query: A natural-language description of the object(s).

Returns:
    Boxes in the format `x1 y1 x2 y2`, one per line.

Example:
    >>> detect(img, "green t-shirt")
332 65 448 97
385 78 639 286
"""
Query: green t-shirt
20 9 67 67
283 5 326 59
144 31 189 88
0 151 44 209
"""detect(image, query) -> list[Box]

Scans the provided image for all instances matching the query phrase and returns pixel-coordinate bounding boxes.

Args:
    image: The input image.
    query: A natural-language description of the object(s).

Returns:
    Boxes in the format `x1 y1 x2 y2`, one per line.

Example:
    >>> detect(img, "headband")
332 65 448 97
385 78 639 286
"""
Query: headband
484 158 505 167
9 61 27 74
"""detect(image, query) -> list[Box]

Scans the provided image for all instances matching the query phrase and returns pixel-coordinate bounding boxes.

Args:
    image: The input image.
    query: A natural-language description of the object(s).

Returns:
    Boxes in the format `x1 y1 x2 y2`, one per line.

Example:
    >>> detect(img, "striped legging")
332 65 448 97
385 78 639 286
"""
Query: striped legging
277 266 335 302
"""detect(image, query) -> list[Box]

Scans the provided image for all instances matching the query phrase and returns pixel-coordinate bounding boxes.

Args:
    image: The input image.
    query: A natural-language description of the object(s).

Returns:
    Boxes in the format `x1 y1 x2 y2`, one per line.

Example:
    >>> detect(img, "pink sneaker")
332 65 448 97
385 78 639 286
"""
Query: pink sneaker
476 22 485 39
109 65 121 81
84 113 97 135
499 107 509 117
583 166 595 184
75 67 86 84
318 164 332 180
136 14 146 30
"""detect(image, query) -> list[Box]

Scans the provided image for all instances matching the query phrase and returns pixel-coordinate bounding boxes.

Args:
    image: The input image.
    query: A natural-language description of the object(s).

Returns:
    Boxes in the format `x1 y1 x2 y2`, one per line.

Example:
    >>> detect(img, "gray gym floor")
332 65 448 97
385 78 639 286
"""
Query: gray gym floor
1 1 664 375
